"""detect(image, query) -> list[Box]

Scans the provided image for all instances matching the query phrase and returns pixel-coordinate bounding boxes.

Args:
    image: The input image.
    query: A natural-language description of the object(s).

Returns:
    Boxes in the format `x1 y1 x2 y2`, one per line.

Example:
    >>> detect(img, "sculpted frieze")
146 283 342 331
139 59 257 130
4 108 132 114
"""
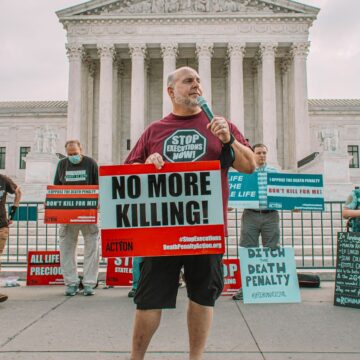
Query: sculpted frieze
99 0 291 15
238 23 252 33
75 26 90 35
91 26 106 35
271 24 284 33
255 24 268 33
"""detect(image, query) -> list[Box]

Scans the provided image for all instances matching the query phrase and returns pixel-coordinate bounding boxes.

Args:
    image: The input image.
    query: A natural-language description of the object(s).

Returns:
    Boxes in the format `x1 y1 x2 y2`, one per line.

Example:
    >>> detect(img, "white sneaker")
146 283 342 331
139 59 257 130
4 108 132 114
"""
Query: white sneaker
83 285 95 296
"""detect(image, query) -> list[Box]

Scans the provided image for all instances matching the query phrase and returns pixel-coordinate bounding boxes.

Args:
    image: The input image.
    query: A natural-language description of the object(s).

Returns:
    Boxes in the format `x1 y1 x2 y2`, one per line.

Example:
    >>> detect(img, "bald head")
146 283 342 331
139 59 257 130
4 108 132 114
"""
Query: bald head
166 66 203 115
167 67 199 88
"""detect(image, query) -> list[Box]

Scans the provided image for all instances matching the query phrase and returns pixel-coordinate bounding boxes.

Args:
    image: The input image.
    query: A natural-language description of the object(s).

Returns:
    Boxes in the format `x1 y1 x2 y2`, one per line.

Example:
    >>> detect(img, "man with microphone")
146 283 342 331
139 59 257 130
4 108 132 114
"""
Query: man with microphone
125 66 255 360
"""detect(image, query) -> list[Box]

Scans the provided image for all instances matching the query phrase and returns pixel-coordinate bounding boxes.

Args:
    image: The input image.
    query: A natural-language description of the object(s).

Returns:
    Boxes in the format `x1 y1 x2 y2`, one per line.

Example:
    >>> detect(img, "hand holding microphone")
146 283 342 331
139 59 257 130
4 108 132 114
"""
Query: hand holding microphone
196 96 232 144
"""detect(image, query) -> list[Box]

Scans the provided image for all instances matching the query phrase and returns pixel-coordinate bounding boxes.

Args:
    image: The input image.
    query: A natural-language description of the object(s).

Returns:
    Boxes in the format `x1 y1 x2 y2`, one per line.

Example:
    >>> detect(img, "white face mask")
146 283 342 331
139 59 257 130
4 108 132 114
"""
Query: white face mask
68 154 81 164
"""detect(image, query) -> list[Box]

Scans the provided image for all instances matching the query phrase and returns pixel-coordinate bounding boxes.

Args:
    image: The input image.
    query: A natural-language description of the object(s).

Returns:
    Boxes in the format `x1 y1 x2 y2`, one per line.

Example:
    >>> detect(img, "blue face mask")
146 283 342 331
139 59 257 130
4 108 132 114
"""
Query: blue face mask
68 154 81 164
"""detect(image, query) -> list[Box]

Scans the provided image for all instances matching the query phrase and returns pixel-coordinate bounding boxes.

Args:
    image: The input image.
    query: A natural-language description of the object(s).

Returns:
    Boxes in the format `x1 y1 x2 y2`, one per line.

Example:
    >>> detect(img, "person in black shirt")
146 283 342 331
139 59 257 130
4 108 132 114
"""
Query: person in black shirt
54 140 99 296
0 174 21 302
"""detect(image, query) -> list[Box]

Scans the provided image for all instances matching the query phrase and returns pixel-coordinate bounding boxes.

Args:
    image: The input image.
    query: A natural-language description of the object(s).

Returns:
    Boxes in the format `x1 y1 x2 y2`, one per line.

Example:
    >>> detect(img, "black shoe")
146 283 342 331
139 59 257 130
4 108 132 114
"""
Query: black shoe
232 290 243 301
0 293 8 303
128 288 136 298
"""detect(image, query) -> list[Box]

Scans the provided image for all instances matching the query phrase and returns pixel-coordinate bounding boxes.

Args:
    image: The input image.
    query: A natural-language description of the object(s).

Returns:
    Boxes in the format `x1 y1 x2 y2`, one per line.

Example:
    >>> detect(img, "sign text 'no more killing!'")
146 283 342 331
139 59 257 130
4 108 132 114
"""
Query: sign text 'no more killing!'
99 161 225 257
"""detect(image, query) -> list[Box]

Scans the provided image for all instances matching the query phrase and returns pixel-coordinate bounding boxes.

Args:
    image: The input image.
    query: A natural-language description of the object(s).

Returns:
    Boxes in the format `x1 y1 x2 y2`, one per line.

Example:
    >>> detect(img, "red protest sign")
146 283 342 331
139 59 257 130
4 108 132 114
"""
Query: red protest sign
106 257 133 287
26 251 64 286
222 258 241 296
44 185 98 224
99 161 225 257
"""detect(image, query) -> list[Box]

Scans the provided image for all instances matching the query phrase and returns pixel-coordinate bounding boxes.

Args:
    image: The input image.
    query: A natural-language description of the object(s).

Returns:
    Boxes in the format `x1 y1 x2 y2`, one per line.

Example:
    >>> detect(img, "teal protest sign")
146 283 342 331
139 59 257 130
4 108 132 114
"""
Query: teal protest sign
267 173 324 211
228 172 259 209
239 247 301 304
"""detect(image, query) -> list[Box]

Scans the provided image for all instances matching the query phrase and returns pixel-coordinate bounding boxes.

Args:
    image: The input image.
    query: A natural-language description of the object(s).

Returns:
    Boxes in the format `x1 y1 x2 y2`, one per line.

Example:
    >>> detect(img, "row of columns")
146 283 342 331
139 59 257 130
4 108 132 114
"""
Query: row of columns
66 42 310 166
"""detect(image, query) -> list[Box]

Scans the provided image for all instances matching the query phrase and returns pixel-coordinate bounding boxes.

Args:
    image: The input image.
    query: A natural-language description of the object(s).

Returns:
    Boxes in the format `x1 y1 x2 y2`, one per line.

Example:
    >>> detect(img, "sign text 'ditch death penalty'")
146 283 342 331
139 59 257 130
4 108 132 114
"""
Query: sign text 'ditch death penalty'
99 161 225 257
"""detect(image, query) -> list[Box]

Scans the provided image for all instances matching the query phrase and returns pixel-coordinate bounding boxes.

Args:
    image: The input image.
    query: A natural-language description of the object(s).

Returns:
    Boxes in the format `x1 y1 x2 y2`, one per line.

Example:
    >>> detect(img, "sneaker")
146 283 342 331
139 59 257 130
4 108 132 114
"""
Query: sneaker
65 284 79 296
128 288 136 298
0 293 8 303
232 290 243 301
83 285 95 296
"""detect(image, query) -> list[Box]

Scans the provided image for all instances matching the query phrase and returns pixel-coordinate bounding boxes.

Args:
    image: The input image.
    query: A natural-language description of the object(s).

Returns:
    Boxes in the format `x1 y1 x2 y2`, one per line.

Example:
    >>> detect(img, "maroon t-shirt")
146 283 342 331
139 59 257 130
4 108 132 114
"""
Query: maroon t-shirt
125 112 251 232
0 174 17 228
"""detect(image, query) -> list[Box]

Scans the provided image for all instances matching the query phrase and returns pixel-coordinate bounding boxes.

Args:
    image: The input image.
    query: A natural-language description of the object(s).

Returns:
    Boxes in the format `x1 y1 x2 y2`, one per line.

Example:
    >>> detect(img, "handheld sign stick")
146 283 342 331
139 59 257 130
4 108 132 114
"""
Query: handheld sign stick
196 96 214 122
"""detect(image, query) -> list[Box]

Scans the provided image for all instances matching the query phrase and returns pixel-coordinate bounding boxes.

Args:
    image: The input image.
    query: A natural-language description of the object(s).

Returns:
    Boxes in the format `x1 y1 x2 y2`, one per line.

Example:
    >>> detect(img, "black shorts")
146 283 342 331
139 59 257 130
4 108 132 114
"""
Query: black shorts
134 254 224 310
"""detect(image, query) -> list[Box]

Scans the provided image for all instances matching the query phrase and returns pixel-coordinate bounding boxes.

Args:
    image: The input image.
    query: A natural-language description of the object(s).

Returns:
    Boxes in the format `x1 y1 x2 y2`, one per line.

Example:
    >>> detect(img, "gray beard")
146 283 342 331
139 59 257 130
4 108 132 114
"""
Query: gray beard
174 95 198 109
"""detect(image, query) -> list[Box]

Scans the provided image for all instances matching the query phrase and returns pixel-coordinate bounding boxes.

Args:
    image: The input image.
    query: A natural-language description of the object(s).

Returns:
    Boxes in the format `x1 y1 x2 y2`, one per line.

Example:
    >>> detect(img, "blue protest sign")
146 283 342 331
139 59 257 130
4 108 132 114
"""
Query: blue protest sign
239 247 301 304
267 173 324 211
228 172 259 209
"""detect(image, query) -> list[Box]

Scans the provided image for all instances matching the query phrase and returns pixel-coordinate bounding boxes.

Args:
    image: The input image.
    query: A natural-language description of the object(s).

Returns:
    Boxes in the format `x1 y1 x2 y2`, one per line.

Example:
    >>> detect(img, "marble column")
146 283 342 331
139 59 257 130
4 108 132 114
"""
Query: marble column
84 58 97 157
97 44 115 164
280 56 293 169
291 42 311 164
116 61 125 162
227 42 246 132
196 43 213 106
129 43 147 149
161 43 178 116
252 57 261 144
66 44 84 141
259 42 278 166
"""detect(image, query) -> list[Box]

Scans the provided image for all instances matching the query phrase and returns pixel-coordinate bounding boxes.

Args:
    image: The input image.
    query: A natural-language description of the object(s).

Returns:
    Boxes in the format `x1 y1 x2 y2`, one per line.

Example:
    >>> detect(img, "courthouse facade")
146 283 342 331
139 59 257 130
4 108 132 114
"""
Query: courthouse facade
57 0 319 168
0 1 359 189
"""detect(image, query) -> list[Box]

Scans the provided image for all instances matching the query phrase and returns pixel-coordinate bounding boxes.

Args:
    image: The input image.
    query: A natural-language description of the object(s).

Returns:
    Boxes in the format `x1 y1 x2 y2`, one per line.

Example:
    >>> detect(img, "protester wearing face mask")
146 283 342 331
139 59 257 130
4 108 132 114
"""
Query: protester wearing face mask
53 140 99 296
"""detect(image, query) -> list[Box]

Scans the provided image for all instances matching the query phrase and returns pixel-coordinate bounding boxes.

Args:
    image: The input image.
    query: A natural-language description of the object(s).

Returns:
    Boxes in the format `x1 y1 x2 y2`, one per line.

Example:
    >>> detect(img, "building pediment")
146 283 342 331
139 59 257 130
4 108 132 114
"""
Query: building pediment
57 0 319 18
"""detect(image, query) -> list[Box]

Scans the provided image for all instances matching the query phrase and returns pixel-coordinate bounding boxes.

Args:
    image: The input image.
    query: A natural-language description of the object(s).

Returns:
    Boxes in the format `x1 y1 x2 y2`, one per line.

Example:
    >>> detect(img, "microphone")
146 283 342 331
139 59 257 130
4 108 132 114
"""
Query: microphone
196 96 214 122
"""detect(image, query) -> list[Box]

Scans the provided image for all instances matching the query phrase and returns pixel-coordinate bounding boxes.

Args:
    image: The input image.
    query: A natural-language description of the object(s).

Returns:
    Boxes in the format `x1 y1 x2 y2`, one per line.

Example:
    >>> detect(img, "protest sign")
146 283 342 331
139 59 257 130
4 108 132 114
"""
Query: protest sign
239 247 300 304
228 172 259 209
267 173 324 211
106 257 133 287
222 258 242 295
99 161 224 257
334 232 360 309
27 250 64 286
44 185 98 224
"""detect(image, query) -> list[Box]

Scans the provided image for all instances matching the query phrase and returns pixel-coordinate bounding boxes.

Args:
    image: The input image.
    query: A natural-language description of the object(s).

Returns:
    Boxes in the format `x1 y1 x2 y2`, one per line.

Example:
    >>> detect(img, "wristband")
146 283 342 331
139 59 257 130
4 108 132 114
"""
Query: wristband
9 205 18 221
222 133 235 146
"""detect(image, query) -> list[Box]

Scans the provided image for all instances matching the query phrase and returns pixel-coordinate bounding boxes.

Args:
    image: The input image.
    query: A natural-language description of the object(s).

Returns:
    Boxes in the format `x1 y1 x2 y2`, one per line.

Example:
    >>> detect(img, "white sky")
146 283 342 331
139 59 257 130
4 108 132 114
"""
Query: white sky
0 0 359 101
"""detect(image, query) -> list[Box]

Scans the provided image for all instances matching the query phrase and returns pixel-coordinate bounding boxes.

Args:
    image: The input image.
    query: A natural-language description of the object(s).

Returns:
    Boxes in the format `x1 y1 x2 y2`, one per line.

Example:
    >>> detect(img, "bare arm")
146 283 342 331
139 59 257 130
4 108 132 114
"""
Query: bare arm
342 207 360 219
8 187 22 225
231 141 256 174
14 187 22 206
